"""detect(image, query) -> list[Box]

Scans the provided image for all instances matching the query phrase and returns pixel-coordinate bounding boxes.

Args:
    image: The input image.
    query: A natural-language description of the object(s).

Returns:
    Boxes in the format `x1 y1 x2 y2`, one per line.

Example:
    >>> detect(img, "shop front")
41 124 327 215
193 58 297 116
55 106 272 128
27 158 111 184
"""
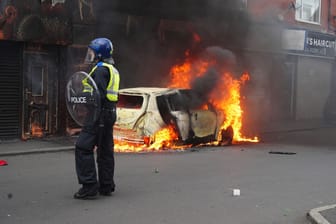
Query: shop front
282 29 336 120
0 0 71 140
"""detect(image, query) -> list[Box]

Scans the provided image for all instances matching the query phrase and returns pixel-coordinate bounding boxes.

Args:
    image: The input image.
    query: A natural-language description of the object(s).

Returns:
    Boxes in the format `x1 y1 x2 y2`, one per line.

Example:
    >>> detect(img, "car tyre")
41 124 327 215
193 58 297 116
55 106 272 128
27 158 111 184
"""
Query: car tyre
220 126 233 145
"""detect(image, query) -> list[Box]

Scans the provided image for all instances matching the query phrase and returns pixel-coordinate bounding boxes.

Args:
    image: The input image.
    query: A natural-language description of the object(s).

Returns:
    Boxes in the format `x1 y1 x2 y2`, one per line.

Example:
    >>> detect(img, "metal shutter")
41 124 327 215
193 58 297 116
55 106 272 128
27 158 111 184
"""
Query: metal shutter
0 41 22 139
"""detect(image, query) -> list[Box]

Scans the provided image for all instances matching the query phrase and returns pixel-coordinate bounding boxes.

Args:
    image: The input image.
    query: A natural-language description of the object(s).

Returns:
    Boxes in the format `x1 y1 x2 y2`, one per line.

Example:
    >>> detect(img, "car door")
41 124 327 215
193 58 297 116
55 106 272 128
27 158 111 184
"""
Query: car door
180 90 217 138
158 90 190 141
159 89 218 142
189 107 217 138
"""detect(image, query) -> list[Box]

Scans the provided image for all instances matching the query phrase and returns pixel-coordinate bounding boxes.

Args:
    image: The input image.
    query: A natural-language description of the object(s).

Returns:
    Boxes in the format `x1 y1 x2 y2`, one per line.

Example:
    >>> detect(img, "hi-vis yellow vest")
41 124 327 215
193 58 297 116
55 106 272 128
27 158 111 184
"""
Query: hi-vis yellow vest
82 62 120 102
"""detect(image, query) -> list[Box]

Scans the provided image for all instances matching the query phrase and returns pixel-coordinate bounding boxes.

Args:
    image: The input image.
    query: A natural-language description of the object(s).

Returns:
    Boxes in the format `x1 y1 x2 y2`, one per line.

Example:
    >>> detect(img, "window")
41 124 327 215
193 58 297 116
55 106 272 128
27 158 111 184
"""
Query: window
167 93 185 111
179 90 208 110
295 0 321 24
117 94 144 109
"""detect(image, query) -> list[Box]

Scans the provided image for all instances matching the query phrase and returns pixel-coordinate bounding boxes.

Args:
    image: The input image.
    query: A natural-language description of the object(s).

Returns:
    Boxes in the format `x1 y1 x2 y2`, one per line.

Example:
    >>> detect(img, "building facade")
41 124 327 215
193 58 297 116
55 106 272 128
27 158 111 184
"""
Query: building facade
0 1 72 140
0 0 335 140
243 0 336 130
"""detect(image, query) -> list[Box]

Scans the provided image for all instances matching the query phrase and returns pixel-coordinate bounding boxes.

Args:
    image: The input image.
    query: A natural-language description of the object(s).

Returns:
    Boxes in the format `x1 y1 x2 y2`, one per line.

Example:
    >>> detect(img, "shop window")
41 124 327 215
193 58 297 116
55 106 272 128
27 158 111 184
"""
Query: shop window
117 94 144 109
295 0 321 24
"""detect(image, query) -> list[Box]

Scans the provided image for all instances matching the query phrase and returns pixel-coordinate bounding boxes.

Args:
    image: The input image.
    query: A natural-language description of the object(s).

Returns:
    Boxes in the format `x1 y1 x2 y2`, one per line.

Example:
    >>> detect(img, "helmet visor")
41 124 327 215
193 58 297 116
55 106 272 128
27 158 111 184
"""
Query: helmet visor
84 48 95 63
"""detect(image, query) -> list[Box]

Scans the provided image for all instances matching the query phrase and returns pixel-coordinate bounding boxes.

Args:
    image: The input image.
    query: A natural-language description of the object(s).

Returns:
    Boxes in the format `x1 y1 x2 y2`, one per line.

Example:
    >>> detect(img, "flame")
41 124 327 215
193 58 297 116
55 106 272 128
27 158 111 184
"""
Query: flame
149 125 179 150
114 141 148 153
168 58 212 88
31 123 44 138
115 126 183 153
214 73 258 143
167 55 258 143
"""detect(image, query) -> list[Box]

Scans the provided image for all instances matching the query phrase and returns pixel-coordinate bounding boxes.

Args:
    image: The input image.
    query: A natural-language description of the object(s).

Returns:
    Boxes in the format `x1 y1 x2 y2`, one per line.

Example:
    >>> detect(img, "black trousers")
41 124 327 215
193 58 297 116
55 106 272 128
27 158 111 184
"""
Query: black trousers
75 107 116 188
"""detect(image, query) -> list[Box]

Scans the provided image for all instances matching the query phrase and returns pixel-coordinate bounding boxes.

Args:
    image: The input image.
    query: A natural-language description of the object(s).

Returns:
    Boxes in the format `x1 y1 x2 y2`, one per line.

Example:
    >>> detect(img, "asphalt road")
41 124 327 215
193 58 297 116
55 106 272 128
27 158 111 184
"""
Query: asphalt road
1 130 336 224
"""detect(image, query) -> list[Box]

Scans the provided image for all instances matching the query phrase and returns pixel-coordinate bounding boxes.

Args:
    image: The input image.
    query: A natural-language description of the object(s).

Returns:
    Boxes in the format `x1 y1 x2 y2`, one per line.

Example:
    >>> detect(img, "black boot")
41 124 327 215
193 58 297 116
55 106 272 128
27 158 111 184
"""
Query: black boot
99 184 115 196
74 183 98 199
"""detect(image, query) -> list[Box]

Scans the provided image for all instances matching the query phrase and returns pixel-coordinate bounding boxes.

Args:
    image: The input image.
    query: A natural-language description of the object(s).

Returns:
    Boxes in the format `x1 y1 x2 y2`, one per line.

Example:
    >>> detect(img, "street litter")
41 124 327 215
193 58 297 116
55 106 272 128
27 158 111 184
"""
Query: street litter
233 189 241 196
0 160 8 166
269 151 296 155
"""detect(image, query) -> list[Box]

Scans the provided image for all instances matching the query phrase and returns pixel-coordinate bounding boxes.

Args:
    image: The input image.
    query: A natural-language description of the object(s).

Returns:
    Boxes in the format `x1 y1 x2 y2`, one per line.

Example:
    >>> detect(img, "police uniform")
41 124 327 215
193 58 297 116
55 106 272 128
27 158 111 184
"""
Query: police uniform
74 61 120 197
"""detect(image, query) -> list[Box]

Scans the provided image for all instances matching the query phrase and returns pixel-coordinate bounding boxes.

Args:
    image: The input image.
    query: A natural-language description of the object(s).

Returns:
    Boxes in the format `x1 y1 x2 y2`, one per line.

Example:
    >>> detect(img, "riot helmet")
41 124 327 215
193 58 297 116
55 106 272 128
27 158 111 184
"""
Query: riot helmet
85 38 114 63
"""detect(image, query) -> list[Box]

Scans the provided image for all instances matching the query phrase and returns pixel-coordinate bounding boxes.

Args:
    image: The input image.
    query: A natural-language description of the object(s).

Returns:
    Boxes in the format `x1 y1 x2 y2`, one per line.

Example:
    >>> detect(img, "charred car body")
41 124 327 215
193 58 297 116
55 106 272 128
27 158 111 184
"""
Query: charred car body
114 87 233 146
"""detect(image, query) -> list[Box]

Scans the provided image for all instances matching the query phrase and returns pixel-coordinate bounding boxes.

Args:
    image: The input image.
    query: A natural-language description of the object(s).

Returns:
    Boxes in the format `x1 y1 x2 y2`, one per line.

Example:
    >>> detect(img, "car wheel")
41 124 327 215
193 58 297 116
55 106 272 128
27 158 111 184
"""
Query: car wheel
220 126 234 145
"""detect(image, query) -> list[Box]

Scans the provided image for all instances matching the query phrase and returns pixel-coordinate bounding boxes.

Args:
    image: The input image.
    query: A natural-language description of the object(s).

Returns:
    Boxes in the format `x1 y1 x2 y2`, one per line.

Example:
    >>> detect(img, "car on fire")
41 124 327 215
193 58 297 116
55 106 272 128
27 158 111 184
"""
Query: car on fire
114 87 234 147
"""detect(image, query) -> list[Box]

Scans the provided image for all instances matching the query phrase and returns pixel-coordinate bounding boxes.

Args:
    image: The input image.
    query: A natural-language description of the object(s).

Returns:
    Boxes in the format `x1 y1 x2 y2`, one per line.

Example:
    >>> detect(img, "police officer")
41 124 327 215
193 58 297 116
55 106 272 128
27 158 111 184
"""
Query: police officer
74 38 120 199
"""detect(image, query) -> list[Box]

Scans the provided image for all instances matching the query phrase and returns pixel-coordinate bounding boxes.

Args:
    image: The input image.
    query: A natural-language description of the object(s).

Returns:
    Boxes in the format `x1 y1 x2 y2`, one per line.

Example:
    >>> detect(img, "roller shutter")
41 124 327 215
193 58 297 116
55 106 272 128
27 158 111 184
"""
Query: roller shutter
0 41 22 139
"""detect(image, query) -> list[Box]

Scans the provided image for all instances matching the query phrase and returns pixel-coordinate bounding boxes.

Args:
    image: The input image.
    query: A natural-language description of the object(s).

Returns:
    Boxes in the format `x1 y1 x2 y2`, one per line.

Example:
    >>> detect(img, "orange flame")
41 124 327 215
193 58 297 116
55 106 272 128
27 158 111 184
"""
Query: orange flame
149 125 179 150
214 73 258 143
168 58 212 88
115 126 183 153
167 57 258 143
31 123 43 138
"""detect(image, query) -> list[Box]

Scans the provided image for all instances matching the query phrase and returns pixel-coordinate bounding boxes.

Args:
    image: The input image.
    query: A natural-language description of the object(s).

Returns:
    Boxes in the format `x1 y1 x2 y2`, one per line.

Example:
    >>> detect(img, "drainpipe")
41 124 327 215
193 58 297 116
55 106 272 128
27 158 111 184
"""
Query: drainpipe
328 0 336 33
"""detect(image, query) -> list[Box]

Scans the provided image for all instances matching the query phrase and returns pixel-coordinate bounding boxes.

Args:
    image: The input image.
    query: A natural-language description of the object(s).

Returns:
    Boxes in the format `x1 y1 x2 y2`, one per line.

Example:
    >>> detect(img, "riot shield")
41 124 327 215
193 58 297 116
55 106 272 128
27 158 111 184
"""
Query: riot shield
65 71 101 127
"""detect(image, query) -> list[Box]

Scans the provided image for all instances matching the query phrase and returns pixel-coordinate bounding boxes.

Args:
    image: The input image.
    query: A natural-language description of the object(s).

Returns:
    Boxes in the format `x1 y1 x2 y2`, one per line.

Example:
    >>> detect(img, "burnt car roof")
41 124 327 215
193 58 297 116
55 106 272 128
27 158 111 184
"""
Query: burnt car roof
119 87 183 95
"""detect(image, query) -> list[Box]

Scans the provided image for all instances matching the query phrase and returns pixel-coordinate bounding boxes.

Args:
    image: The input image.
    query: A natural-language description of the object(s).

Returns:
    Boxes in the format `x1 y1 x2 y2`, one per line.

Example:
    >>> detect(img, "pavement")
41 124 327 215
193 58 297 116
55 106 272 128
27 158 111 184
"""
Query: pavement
0 118 336 224
0 136 76 156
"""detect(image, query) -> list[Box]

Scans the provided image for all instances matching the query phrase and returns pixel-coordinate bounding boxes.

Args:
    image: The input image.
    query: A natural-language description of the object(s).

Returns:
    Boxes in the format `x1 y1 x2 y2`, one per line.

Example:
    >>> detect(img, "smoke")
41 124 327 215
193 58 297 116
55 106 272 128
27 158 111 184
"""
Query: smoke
83 0 252 88
188 46 237 108
203 46 236 71
74 1 292 129
189 67 219 108
241 3 290 130
192 46 237 89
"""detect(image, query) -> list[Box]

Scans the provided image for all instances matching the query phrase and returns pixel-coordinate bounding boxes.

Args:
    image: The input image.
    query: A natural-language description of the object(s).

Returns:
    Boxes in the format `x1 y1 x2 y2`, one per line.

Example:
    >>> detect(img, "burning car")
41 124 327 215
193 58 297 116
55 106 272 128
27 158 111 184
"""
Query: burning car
114 87 234 149
113 47 260 152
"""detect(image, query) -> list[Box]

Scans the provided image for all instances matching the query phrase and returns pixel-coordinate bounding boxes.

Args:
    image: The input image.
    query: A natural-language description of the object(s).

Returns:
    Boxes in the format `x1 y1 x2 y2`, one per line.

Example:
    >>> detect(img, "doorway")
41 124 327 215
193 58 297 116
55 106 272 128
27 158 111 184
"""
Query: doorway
23 51 59 138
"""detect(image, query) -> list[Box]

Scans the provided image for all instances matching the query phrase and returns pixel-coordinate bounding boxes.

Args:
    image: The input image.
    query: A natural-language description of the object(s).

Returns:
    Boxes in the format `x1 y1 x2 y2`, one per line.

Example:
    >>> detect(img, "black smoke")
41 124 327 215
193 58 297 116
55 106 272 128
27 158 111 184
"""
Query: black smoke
189 68 219 108
188 46 237 108
87 0 251 88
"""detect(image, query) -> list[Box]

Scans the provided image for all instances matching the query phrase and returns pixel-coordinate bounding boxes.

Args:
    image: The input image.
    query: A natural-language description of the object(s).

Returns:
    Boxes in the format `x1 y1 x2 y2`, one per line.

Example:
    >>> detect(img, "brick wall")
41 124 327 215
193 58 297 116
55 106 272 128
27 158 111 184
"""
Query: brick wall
247 0 336 34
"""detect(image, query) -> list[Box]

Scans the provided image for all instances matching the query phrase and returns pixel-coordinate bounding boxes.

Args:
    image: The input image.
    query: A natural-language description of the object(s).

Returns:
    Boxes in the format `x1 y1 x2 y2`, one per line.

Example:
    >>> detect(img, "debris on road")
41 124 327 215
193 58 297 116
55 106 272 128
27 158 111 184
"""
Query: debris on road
233 189 241 196
7 193 12 199
0 160 8 166
269 151 296 155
